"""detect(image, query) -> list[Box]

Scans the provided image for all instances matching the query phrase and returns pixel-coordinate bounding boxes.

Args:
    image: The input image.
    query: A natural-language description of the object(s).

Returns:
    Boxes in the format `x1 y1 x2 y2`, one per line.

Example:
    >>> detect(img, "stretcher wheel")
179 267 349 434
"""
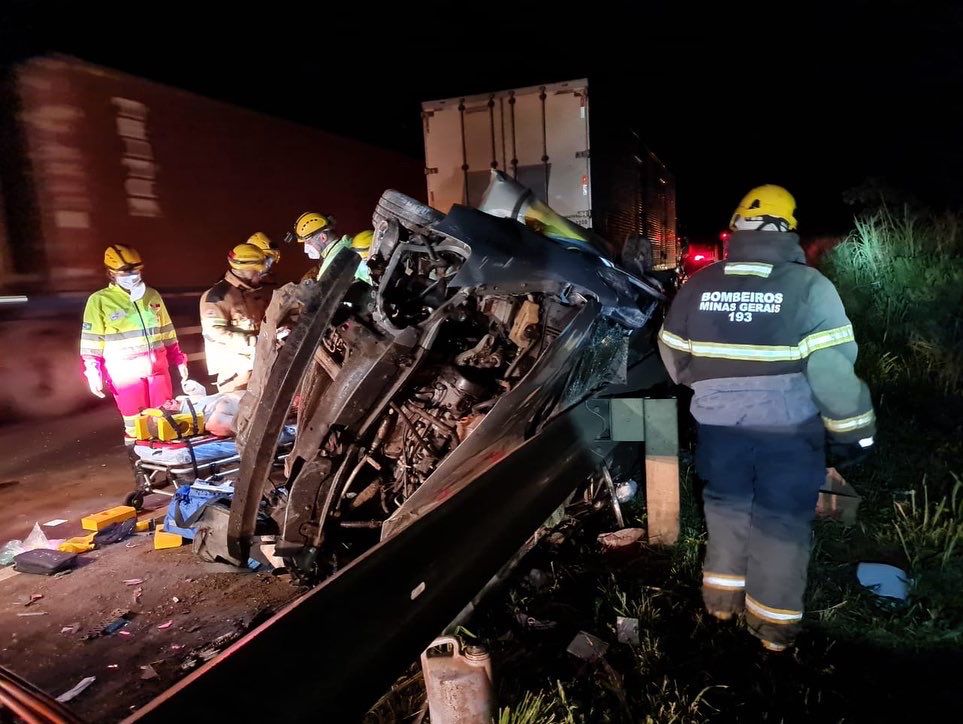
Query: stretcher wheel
125 491 145 511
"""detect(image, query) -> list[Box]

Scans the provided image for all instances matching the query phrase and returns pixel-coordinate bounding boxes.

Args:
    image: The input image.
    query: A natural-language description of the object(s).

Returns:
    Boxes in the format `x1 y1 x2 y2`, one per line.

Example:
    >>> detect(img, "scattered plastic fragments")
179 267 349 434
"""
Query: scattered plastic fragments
102 618 130 636
615 479 639 503
616 616 640 645
527 569 551 590
17 611 47 617
43 519 68 527
56 676 96 703
857 562 911 601
157 620 173 630
23 593 43 607
566 631 609 662
107 664 119 669
123 578 144 586
60 624 80 635
515 613 557 631
140 664 159 681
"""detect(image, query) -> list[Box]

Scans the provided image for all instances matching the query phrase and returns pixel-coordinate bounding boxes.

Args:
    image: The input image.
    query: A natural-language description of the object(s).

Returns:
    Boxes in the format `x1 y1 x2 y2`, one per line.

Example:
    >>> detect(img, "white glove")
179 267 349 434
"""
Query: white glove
180 378 207 397
177 363 190 382
85 370 105 399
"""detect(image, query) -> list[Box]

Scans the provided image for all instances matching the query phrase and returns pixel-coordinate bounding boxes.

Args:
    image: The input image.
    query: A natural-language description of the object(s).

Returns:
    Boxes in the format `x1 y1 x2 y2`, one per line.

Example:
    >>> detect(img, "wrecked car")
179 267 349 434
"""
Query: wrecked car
220 174 668 581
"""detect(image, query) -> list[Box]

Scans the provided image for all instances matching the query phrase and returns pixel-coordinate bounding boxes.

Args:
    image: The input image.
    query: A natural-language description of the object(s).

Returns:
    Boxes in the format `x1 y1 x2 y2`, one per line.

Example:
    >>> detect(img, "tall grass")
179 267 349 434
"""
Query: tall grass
822 208 963 398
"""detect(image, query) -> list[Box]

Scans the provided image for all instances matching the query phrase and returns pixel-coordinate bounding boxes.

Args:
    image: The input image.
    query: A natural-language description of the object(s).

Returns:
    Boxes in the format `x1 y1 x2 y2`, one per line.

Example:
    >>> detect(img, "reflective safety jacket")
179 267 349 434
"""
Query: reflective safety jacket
199 271 272 389
300 235 372 285
80 284 186 384
658 231 875 443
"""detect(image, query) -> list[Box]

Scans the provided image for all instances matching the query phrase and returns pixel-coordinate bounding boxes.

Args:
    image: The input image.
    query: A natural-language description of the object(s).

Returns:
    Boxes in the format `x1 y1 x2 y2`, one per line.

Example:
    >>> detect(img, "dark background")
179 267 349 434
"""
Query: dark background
3 0 961 238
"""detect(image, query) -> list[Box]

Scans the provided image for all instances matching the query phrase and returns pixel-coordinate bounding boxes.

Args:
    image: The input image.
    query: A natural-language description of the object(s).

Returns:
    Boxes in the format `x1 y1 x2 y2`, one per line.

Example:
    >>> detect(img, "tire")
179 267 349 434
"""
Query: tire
373 190 443 232
125 491 145 511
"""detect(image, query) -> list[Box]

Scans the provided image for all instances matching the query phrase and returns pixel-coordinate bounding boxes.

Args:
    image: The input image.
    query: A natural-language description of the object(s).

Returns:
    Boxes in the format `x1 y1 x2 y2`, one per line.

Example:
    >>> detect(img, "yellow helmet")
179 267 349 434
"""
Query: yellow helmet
294 212 333 241
351 230 374 259
104 245 144 272
730 185 798 231
228 243 269 272
247 231 280 263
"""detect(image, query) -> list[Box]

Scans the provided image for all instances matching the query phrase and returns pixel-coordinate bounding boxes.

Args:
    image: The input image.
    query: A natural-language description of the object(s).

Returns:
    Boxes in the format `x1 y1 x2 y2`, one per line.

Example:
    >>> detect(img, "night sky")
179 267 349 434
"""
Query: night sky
3 1 961 238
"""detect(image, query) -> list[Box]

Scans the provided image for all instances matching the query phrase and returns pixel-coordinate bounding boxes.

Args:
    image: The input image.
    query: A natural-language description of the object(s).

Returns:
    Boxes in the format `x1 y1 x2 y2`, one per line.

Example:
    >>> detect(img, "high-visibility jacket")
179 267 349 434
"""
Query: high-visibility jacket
199 271 272 390
658 231 875 443
80 284 186 385
299 235 372 285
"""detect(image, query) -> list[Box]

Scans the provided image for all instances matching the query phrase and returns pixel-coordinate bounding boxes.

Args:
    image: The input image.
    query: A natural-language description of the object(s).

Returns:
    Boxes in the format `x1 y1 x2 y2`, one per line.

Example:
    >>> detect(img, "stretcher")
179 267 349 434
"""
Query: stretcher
124 426 296 511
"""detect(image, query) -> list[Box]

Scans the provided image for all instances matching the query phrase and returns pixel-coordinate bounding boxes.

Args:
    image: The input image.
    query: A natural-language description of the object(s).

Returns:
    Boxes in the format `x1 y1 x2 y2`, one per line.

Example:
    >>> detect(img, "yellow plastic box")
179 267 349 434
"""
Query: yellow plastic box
153 524 183 550
81 505 137 532
131 408 205 442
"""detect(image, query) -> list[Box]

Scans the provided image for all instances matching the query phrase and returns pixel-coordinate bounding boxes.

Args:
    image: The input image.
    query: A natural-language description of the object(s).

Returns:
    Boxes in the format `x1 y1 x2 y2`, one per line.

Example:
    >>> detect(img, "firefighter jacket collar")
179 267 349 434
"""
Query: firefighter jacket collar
728 231 805 265
225 270 259 291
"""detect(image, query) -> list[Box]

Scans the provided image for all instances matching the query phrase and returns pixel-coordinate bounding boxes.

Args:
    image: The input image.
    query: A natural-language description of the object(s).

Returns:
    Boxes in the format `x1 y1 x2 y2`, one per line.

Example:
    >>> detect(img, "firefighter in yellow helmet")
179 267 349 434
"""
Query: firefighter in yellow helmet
247 232 280 268
199 243 273 392
658 184 875 652
293 212 372 285
80 245 189 438
246 232 280 287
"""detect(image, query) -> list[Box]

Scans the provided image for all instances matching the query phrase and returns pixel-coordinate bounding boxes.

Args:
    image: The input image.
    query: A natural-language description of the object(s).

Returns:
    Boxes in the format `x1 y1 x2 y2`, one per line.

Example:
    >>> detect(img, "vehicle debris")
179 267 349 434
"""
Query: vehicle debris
597 528 646 553
515 613 557 631
43 519 68 527
616 616 640 645
22 593 43 606
566 631 609 662
157 620 173 630
16 611 47 617
55 676 96 703
123 578 145 586
140 664 159 681
60 623 80 635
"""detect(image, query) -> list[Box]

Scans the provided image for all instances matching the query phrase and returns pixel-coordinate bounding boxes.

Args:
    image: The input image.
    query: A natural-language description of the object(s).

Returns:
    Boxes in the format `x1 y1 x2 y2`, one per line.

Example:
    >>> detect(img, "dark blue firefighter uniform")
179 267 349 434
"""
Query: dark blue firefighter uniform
658 230 875 647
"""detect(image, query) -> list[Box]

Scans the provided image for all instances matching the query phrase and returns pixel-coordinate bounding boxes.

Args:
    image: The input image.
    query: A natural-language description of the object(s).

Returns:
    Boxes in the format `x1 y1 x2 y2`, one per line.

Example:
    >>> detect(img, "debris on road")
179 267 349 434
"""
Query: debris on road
515 613 557 631
157 620 174 630
23 593 43 606
857 562 911 601
16 611 47 617
55 676 96 703
102 618 129 635
60 623 80 634
43 519 68 527
566 631 609 662
140 664 159 681
123 578 144 586
526 568 551 590
616 616 640 644
597 528 646 554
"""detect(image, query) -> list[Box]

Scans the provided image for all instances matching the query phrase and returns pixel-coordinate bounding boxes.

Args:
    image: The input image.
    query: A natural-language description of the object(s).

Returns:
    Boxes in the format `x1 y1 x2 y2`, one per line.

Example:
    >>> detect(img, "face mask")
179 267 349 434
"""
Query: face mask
115 273 146 301
305 242 322 260
115 273 141 290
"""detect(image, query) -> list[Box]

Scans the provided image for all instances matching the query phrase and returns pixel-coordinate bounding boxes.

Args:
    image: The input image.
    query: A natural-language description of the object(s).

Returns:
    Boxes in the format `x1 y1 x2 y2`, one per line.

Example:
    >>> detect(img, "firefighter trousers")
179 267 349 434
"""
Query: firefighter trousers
696 419 825 645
